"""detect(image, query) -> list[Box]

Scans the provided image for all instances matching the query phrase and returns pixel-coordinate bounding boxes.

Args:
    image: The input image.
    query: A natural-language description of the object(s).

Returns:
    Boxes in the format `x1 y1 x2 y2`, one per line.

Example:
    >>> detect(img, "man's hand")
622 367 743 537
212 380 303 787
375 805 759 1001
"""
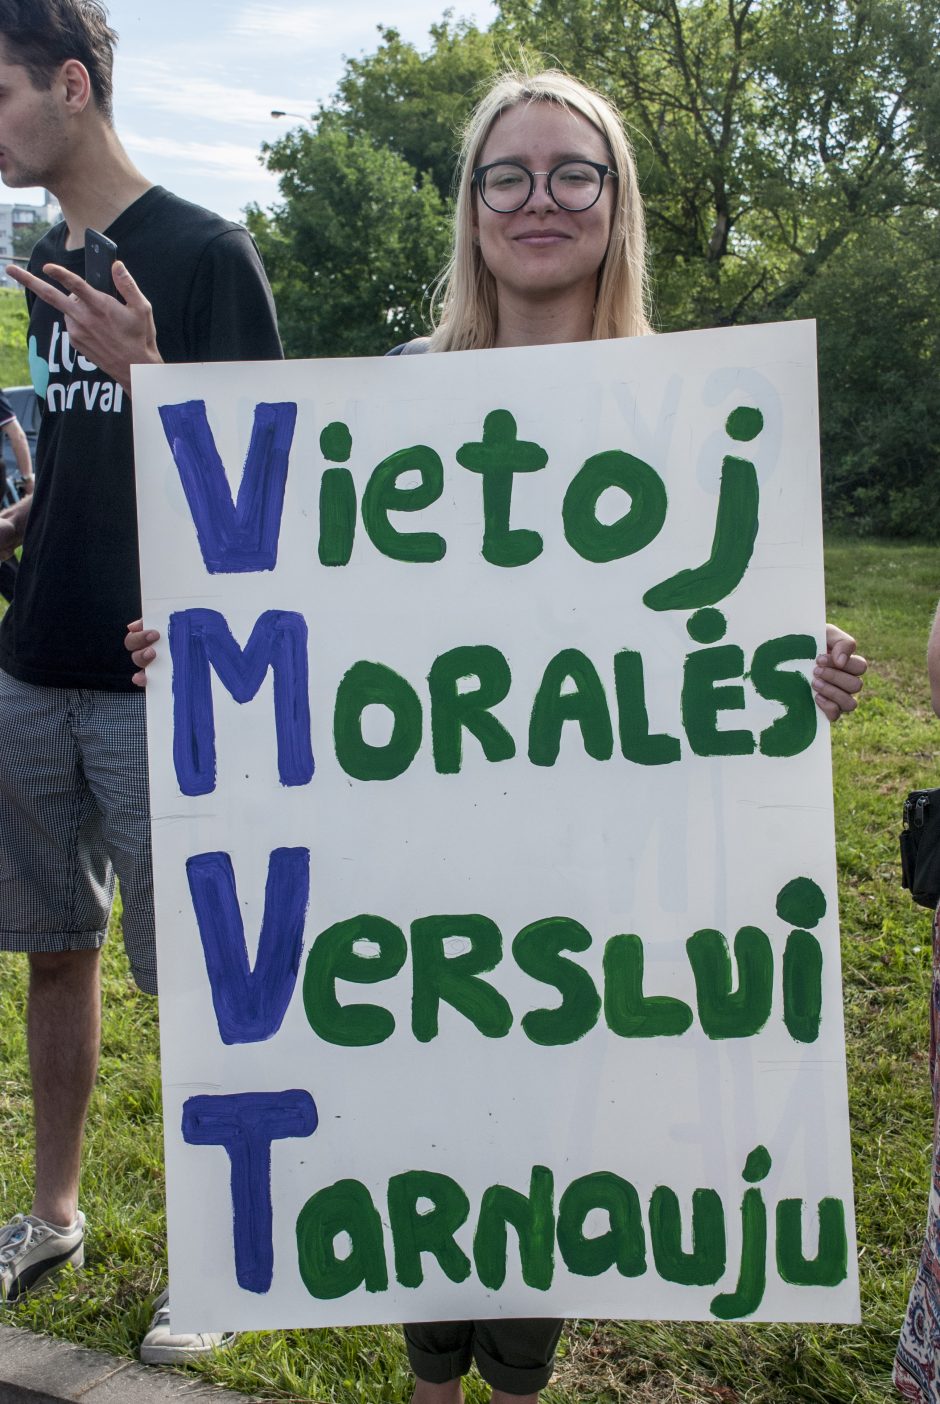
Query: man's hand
813 623 867 722
0 496 32 559
125 618 160 688
5 260 162 394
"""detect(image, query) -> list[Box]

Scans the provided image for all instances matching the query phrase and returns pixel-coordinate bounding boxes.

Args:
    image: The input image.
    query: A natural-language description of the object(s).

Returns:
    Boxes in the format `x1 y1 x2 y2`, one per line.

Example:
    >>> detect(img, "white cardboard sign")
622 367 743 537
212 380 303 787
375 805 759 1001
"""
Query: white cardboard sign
133 322 859 1331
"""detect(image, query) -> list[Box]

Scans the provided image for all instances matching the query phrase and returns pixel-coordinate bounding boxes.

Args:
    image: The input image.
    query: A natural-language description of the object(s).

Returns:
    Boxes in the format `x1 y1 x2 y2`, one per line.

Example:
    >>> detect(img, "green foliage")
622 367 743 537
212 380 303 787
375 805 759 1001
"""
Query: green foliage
248 116 452 358
0 287 29 387
1 540 939 1402
335 22 503 201
11 219 52 260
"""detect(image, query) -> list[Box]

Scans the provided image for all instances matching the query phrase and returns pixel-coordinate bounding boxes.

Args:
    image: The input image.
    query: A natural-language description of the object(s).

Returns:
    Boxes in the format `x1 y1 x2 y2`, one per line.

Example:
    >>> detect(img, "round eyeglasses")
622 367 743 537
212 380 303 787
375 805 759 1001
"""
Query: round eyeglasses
472 160 617 213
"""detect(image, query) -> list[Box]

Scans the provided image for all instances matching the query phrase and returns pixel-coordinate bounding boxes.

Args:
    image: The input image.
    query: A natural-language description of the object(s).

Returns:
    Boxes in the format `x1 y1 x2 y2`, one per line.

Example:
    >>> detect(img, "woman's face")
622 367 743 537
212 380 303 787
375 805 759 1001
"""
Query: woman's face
472 101 615 312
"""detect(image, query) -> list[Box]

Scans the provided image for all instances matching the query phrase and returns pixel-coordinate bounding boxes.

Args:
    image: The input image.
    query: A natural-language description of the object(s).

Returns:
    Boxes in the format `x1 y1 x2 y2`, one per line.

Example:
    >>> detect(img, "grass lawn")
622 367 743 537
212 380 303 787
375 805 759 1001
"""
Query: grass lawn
1 537 937 1402
0 287 30 387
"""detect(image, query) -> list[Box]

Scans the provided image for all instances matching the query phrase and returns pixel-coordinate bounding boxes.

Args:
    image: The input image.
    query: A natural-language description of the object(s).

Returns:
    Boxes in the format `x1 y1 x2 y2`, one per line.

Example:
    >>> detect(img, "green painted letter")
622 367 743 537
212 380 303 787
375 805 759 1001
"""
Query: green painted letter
687 926 773 1039
604 933 693 1038
562 450 667 563
513 917 601 1046
473 1165 555 1290
334 660 422 781
557 1171 646 1277
296 1179 388 1299
362 445 446 562
303 915 406 1046
388 1170 472 1287
529 649 614 767
428 645 515 774
411 914 512 1042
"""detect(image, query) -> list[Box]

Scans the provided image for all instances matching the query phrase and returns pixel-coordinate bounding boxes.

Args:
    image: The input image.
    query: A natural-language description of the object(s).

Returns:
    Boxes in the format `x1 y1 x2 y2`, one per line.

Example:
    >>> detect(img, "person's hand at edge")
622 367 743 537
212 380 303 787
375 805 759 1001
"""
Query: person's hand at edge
813 623 867 723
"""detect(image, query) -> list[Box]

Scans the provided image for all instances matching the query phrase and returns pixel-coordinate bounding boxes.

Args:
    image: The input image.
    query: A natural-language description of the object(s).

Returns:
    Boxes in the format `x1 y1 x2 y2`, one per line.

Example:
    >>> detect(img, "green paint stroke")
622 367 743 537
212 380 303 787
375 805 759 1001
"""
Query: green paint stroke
303 914 406 1046
513 917 601 1046
562 450 667 563
296 1179 389 1299
776 877 827 929
749 634 817 756
644 456 759 611
428 645 515 774
456 409 547 567
776 1197 848 1287
529 648 614 767
783 929 823 1043
319 420 352 462
648 1186 726 1285
613 651 681 765
682 645 755 757
318 467 356 565
361 445 446 562
333 660 423 781
687 926 773 1039
473 1165 555 1290
725 406 764 442
388 1170 472 1287
686 608 727 645
411 914 513 1042
557 1172 646 1278
603 933 693 1037
710 1186 766 1319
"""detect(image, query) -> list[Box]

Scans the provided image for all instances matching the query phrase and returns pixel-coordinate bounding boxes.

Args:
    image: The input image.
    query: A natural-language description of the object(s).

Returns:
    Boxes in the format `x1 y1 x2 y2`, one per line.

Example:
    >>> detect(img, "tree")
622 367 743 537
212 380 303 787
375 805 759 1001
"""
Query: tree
335 20 502 200
247 117 451 358
497 0 940 328
12 219 52 259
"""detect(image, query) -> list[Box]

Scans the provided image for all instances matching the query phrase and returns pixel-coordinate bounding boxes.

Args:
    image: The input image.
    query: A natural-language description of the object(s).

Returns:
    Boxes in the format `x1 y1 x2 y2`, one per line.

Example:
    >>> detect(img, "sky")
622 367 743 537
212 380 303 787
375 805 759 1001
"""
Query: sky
13 0 493 221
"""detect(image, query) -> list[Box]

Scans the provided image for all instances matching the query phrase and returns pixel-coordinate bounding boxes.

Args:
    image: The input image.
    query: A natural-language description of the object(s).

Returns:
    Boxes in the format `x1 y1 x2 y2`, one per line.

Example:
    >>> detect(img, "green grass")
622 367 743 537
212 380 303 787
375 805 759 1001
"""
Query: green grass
1 537 937 1402
0 287 30 387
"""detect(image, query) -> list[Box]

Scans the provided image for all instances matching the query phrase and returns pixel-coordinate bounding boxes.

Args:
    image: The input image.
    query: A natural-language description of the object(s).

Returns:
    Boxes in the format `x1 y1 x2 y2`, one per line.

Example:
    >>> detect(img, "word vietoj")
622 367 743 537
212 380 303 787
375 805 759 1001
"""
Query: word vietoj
159 398 846 1315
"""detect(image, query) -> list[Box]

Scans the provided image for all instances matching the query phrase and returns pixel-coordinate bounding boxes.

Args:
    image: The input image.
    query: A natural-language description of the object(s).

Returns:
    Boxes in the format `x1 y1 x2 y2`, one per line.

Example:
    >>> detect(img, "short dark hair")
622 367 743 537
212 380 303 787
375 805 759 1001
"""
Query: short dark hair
0 0 118 121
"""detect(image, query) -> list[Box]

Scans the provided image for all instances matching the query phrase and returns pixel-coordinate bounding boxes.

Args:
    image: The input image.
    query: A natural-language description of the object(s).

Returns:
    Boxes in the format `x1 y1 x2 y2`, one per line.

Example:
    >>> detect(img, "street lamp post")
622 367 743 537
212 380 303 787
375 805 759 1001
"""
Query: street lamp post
270 110 314 125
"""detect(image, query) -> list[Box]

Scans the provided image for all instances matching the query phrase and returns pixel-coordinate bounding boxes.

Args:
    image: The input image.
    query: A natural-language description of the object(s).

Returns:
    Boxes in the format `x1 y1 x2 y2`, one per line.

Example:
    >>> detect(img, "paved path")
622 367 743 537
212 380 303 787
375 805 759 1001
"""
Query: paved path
0 1324 265 1403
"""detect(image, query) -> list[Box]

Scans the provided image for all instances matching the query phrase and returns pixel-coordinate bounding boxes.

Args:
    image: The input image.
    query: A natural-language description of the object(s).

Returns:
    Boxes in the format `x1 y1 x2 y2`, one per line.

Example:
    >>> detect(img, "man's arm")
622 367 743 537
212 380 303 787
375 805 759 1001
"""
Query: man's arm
5 259 161 394
928 602 940 718
0 495 32 558
3 416 33 493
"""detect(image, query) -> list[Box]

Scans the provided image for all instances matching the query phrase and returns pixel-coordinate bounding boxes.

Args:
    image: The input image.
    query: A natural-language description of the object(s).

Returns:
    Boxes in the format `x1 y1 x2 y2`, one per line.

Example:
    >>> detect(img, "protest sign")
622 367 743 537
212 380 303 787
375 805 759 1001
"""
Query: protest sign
132 321 859 1331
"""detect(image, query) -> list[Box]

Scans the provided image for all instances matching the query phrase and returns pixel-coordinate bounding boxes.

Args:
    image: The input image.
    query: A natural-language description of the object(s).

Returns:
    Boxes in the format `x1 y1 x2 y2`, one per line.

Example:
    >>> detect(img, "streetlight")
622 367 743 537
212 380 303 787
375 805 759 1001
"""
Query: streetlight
270 110 313 125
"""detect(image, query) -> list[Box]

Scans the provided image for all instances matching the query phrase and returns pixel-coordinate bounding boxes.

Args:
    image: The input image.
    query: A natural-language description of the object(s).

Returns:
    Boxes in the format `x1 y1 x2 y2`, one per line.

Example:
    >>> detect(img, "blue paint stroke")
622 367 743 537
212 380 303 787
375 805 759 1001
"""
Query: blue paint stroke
159 399 297 574
169 608 314 796
182 1090 318 1293
187 847 310 1044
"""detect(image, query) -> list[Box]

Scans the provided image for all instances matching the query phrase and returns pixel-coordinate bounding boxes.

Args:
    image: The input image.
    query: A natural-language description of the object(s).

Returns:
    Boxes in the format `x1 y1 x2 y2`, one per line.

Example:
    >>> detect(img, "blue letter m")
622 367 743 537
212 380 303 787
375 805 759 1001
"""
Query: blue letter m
170 608 314 797
159 399 297 573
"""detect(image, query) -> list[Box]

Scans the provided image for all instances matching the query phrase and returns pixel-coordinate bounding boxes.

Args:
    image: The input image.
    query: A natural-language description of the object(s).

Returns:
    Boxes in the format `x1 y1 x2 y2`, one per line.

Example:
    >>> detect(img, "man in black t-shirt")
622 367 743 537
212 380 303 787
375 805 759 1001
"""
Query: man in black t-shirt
0 0 282 1357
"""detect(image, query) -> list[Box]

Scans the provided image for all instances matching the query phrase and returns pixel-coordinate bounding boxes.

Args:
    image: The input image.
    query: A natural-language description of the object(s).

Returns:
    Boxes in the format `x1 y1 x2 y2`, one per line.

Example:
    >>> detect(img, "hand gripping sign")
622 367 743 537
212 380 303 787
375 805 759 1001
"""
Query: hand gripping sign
132 321 859 1332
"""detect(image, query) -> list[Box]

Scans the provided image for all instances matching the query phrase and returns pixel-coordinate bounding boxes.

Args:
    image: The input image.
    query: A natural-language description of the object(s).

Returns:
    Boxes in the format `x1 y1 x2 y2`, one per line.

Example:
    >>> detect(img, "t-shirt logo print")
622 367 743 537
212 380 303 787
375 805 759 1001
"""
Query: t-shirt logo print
32 313 124 417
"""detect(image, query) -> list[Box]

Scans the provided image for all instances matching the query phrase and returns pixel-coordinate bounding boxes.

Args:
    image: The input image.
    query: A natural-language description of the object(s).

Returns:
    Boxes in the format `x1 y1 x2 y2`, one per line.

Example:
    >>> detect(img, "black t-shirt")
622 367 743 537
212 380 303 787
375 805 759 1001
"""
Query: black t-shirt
0 186 283 690
0 392 14 427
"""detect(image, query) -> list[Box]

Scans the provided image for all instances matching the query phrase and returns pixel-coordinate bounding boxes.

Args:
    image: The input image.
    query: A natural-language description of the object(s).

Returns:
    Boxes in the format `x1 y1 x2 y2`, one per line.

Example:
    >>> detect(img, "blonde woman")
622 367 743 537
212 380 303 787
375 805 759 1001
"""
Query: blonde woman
127 68 866 1404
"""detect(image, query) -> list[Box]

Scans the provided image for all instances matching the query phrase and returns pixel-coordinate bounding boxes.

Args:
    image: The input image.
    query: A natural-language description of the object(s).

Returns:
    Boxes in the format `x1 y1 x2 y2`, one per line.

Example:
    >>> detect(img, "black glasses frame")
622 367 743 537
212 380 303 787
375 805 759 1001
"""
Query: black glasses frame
472 159 618 213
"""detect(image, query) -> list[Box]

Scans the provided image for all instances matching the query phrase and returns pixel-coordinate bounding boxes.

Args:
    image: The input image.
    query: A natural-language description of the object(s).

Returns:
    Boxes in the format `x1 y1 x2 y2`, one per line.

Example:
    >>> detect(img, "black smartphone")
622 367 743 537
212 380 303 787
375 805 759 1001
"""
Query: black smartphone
84 227 118 296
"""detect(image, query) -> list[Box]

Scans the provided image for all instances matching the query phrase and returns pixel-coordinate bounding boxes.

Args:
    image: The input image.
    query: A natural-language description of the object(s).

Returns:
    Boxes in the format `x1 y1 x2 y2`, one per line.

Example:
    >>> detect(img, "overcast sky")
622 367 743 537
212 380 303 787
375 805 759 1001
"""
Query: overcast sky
14 0 493 221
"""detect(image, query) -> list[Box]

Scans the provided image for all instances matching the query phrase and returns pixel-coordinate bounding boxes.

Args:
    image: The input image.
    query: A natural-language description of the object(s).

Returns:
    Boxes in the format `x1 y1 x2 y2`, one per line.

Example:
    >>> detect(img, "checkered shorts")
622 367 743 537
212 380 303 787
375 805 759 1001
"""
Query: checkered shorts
0 667 156 993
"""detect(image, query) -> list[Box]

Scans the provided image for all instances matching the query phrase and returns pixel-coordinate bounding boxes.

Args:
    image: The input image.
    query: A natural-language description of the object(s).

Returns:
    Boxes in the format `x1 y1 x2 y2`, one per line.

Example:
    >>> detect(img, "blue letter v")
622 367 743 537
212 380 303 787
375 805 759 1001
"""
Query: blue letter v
187 847 310 1044
159 399 297 573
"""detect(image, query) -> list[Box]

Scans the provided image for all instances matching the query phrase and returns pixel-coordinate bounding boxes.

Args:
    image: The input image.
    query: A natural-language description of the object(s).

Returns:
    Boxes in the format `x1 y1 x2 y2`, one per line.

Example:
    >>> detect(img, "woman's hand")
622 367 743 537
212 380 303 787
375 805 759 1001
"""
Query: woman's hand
125 618 160 688
813 623 867 722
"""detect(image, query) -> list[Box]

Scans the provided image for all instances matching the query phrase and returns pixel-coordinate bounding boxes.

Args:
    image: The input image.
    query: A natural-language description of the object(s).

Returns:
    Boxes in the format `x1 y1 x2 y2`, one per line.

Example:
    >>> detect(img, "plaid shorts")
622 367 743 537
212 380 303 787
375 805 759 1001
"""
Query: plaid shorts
0 667 157 993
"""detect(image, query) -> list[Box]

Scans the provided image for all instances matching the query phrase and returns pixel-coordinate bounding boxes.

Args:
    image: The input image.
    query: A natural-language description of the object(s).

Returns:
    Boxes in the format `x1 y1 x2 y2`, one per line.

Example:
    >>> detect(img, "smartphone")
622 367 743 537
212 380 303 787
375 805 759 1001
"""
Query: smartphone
84 227 118 296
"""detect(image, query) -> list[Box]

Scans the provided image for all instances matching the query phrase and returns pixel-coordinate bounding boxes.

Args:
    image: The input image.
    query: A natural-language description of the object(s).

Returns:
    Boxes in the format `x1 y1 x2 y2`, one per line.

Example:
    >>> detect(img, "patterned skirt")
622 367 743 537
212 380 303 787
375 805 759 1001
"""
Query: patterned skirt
895 908 940 1401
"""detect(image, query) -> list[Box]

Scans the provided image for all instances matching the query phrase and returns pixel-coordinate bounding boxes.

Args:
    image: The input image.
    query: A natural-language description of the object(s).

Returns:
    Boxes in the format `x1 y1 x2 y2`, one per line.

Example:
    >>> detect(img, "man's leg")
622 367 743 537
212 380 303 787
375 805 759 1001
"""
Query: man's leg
28 948 101 1227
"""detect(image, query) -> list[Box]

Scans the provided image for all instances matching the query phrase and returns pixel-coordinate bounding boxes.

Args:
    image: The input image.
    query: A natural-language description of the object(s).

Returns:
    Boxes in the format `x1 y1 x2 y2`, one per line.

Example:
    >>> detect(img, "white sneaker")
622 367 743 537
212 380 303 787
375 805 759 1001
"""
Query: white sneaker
139 1288 236 1365
0 1212 85 1302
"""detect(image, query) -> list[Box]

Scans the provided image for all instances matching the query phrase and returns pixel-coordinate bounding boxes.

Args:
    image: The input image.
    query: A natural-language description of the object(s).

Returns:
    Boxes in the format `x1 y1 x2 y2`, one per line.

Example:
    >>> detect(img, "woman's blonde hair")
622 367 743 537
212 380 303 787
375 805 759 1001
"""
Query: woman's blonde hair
429 69 653 351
